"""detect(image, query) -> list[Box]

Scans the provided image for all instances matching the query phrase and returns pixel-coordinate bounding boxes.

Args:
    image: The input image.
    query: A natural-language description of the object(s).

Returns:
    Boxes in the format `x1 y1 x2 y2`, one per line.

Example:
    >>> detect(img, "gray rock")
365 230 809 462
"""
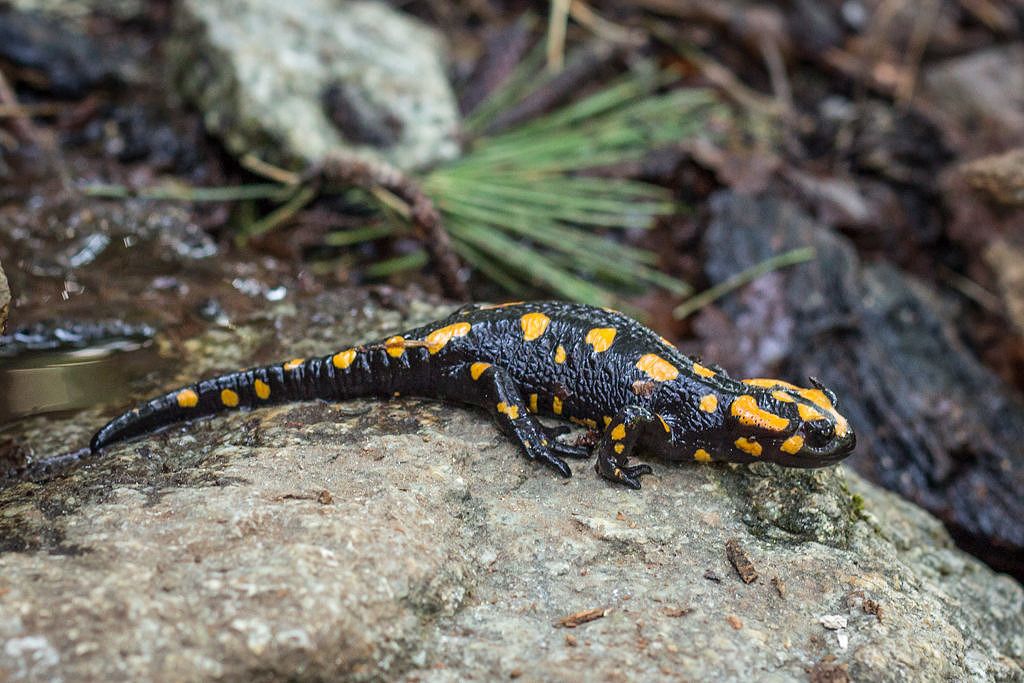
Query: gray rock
922 45 1024 148
0 293 1020 681
169 0 460 172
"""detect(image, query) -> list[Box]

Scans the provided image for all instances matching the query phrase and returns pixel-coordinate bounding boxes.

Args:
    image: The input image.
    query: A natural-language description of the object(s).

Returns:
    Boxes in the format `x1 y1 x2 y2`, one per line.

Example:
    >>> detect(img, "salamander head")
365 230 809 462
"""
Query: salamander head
654 375 855 467
726 377 856 466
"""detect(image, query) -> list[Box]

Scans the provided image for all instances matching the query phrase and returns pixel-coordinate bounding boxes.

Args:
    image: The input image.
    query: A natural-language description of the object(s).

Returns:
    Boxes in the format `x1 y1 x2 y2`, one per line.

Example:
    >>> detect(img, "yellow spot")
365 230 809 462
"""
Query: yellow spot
425 322 472 353
520 312 551 341
799 388 833 410
700 394 718 413
694 449 712 463
176 389 199 408
798 404 826 422
657 415 671 433
772 390 795 403
220 389 239 407
603 416 612 427
692 362 715 378
659 336 674 348
571 416 597 429
554 345 567 364
553 396 563 415
781 435 804 454
730 395 790 432
254 380 271 400
743 378 800 390
585 327 617 352
332 349 356 369
529 393 539 413
636 354 679 382
385 336 406 358
611 424 627 441
613 467 622 477
470 362 491 380
614 443 625 455
735 437 763 457
833 417 850 438
497 402 520 420
479 301 524 309
283 358 304 371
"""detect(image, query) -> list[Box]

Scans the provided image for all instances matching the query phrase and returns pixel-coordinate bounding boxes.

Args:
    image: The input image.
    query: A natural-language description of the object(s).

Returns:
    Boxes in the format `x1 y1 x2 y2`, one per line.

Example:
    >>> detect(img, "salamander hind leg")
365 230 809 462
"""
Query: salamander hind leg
594 406 656 489
460 363 586 478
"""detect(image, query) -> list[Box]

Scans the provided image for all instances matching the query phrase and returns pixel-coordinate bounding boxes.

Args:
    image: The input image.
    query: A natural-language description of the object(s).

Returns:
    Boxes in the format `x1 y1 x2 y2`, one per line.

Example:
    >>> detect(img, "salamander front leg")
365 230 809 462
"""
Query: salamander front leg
461 363 577 477
594 406 656 489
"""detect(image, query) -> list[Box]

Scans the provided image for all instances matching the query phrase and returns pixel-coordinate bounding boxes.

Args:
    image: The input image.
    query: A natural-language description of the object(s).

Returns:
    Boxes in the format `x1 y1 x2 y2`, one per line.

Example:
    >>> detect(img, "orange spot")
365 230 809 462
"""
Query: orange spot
554 345 567 364
772 390 795 403
657 415 671 433
659 336 674 348
176 389 199 408
781 435 804 454
743 378 800 391
254 380 271 400
603 416 612 427
220 389 239 407
553 396 563 415
332 349 356 369
798 388 833 410
497 402 520 419
692 362 715 378
735 437 763 456
425 322 472 353
636 354 679 382
694 449 712 463
479 301 524 309
570 416 597 429
283 358 304 371
798 404 826 422
520 312 551 341
611 424 626 441
529 393 539 413
585 327 617 353
700 394 718 413
614 443 625 454
384 336 406 358
470 362 491 380
730 395 790 432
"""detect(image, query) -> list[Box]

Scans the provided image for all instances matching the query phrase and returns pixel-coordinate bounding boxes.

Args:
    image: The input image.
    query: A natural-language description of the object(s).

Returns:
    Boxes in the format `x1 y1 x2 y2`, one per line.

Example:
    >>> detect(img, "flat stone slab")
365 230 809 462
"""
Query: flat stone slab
1 294 1020 681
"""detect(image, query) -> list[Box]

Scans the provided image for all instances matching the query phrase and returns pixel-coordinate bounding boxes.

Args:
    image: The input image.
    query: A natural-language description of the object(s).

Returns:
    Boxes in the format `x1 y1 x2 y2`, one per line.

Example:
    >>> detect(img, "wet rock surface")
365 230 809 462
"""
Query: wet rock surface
701 192 1024 579
169 0 460 172
1 294 1021 682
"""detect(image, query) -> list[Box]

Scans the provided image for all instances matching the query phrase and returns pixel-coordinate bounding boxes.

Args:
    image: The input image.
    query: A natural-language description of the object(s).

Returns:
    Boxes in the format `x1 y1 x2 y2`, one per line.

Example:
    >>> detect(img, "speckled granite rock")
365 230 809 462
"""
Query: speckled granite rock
169 0 460 172
0 294 1021 682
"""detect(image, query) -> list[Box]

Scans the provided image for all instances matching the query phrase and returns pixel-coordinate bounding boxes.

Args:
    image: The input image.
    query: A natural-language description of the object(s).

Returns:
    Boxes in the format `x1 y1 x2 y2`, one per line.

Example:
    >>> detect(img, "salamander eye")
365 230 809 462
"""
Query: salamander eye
804 418 832 448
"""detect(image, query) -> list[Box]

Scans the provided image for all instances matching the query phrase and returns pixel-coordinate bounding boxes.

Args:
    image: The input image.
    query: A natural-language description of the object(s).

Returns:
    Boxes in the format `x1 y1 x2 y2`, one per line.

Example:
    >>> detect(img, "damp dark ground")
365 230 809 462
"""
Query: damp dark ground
1 0 1023 582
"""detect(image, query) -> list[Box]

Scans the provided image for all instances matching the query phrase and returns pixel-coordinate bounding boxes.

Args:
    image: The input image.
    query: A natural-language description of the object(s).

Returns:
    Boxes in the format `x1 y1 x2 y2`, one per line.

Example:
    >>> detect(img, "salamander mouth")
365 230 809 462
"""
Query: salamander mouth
787 427 856 466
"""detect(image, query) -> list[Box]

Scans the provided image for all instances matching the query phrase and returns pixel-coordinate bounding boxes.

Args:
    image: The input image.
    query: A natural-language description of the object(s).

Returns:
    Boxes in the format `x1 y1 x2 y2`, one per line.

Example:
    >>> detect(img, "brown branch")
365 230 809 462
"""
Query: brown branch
314 152 468 301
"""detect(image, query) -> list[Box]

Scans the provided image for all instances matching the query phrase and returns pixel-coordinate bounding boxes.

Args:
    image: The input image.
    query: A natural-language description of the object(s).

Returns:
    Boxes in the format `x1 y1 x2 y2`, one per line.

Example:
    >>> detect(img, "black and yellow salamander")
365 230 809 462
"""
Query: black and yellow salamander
79 301 855 488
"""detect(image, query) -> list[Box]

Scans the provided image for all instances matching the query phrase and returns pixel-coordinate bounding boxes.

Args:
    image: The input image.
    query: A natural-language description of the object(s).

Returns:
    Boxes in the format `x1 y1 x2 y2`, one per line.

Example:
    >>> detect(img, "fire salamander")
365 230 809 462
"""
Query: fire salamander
84 301 855 488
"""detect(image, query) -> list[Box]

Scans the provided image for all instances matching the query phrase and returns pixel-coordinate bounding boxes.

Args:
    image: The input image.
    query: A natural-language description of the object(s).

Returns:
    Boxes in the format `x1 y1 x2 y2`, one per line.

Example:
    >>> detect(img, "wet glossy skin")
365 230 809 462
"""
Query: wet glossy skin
90 302 856 488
